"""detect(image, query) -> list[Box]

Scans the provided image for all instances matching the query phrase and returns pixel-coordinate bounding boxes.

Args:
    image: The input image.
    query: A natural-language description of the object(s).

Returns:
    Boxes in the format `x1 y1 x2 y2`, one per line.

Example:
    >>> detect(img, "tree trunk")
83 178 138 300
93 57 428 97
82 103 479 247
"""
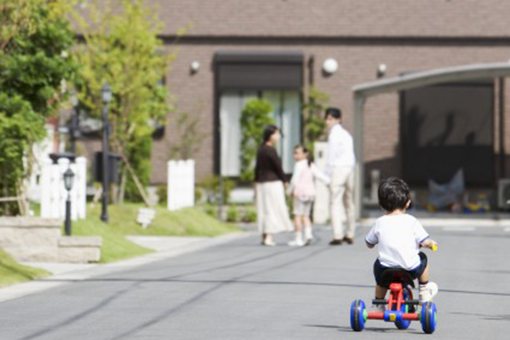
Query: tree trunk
118 166 127 204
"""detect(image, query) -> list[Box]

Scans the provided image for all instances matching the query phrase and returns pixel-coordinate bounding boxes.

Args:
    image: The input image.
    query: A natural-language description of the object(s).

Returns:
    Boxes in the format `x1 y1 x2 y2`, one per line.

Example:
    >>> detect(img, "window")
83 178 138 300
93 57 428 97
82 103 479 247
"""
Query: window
219 90 301 176
214 51 304 177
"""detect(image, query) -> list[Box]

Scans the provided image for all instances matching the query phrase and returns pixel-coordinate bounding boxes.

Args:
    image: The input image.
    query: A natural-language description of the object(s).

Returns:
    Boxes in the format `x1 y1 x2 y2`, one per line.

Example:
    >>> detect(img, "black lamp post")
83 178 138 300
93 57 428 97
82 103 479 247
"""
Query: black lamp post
63 167 75 236
100 83 112 223
70 92 80 154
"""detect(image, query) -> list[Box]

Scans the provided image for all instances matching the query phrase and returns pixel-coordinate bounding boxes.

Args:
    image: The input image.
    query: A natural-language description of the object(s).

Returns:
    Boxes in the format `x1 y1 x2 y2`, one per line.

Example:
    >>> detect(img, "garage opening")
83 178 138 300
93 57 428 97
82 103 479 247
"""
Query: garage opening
400 79 494 186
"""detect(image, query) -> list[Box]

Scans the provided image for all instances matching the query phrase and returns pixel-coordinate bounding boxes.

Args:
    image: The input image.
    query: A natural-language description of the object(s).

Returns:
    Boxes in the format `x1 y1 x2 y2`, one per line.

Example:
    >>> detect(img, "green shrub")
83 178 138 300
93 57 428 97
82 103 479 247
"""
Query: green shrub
303 87 329 155
195 187 204 204
200 175 235 204
226 205 238 223
242 209 257 223
240 99 275 181
157 185 167 206
204 205 216 217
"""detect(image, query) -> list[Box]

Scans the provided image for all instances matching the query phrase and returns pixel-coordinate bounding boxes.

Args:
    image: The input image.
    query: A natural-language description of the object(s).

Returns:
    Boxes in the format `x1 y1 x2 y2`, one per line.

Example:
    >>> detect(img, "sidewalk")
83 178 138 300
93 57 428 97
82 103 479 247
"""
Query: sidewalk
0 232 253 303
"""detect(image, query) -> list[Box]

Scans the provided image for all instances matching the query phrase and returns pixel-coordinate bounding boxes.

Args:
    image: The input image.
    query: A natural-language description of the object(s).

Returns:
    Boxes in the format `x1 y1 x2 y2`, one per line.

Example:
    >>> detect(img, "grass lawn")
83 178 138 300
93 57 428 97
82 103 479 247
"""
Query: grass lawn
0 250 49 287
72 204 239 263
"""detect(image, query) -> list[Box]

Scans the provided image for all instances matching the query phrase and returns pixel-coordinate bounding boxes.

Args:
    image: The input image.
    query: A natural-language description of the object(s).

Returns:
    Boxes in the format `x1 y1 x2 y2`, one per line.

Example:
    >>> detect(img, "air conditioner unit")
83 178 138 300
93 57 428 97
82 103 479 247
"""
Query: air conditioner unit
497 179 510 210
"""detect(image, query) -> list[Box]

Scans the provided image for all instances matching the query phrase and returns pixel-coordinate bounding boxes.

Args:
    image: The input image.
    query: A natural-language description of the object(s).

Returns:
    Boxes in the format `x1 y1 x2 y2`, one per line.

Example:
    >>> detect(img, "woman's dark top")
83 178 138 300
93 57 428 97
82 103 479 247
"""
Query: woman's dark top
254 144 286 183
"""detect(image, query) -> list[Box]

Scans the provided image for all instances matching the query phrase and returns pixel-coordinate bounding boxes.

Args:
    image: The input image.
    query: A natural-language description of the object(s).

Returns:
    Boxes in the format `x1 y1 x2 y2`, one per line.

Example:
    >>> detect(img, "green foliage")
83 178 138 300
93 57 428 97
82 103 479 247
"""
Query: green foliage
73 203 239 262
242 208 257 223
240 99 275 181
169 111 204 160
226 205 238 222
195 187 204 204
204 205 216 217
303 87 329 155
0 249 48 287
157 185 167 206
200 175 235 204
0 95 45 214
0 0 77 215
73 0 174 201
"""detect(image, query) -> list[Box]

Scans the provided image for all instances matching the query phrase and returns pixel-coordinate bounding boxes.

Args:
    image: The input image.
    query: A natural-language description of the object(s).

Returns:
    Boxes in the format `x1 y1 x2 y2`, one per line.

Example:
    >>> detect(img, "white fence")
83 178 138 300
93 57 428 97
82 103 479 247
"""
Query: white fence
167 160 195 211
40 157 87 220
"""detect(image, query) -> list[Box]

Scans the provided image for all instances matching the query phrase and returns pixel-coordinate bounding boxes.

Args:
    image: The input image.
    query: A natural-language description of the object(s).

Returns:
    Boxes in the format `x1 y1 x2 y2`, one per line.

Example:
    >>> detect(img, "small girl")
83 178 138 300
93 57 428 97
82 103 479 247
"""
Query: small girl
287 145 330 246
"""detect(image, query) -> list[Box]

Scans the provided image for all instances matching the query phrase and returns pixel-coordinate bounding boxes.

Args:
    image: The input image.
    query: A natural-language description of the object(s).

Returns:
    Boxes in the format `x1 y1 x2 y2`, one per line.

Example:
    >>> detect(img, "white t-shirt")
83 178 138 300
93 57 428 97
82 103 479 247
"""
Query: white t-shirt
325 124 356 176
365 214 429 270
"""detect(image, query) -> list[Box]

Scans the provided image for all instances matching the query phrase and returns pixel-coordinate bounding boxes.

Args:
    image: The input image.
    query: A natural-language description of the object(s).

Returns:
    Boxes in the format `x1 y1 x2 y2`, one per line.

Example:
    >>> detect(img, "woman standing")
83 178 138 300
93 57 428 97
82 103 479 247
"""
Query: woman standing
255 125 293 246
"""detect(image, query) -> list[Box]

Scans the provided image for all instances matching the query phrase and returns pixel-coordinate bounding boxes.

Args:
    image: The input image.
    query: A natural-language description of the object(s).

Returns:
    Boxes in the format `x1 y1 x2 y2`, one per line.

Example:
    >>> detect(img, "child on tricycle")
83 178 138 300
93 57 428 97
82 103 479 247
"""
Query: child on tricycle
365 177 438 305
350 177 439 334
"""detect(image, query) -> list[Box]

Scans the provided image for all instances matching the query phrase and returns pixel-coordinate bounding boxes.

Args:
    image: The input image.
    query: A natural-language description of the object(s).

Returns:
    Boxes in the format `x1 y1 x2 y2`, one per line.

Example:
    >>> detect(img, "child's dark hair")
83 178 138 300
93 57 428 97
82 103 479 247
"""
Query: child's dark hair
294 144 312 166
378 177 412 212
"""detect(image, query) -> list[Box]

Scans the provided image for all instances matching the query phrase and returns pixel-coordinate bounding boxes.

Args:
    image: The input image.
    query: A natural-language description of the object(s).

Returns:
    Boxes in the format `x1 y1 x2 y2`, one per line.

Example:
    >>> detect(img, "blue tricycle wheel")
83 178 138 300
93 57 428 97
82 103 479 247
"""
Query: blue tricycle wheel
395 287 412 330
350 299 366 331
420 302 438 334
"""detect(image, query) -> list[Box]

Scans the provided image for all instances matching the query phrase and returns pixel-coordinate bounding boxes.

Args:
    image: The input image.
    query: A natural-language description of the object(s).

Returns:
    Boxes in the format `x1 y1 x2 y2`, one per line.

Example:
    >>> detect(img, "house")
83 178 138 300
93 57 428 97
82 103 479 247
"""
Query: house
82 1 510 201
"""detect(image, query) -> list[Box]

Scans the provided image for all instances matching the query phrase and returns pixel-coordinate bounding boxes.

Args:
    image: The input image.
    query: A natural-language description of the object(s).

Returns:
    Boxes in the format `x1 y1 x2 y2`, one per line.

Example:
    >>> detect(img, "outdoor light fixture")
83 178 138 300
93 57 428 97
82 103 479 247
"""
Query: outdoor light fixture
377 64 387 78
101 83 112 103
70 91 78 107
63 167 75 236
322 58 338 75
69 92 79 154
190 61 200 73
63 167 75 191
100 82 111 223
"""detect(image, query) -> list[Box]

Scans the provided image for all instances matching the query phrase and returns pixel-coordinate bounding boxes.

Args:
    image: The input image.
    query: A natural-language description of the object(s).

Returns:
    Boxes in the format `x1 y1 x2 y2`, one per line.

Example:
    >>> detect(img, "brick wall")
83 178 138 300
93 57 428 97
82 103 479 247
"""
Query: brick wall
152 0 510 38
153 41 510 184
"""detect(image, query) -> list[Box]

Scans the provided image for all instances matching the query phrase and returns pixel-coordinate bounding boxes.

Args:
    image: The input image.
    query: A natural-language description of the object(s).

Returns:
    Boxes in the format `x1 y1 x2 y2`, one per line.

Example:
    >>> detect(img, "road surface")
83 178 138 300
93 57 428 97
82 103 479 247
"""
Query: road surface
0 224 508 339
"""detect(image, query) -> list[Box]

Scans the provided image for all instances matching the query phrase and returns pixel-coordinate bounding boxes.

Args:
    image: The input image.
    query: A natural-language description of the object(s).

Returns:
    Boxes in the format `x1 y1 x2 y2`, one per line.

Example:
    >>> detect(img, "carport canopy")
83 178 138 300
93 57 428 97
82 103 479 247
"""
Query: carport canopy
352 62 510 219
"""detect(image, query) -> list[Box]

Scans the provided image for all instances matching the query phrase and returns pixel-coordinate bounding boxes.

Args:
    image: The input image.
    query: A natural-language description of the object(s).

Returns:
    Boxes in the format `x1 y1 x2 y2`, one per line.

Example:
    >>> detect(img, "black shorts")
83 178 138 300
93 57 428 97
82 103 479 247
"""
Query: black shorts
373 252 428 287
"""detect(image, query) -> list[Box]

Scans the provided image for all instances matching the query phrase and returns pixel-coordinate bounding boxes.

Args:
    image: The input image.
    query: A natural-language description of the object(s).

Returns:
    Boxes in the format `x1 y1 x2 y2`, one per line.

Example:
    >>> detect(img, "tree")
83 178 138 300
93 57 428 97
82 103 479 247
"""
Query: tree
72 0 177 202
303 87 329 155
168 112 204 160
240 99 275 181
0 0 77 215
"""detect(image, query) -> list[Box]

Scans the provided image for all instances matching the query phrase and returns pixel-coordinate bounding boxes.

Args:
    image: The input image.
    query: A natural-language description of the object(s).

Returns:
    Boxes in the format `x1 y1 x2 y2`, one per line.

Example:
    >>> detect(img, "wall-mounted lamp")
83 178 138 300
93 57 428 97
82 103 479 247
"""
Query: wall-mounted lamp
322 58 338 75
190 61 200 74
377 63 387 78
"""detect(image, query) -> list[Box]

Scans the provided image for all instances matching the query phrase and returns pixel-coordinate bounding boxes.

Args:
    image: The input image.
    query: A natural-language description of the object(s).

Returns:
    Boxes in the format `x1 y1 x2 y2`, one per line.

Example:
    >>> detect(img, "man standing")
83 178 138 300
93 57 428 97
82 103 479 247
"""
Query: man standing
324 107 356 245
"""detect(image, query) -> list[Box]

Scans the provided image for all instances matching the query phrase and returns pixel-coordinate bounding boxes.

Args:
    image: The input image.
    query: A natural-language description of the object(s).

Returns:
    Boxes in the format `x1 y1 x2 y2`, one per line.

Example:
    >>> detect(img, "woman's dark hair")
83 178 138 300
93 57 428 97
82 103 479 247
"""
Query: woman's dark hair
294 144 312 166
325 107 342 119
378 177 412 212
262 125 280 143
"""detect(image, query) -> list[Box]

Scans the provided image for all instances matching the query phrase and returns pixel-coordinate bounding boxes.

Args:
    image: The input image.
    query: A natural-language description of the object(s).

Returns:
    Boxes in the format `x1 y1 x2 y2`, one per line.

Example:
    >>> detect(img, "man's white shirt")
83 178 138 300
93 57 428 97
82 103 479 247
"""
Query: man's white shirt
325 124 355 177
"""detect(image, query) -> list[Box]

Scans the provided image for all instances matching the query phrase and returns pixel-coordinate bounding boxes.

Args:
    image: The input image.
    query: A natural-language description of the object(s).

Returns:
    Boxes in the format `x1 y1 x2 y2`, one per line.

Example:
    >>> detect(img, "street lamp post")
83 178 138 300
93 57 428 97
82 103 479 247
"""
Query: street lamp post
69 92 80 154
63 167 75 236
100 83 112 223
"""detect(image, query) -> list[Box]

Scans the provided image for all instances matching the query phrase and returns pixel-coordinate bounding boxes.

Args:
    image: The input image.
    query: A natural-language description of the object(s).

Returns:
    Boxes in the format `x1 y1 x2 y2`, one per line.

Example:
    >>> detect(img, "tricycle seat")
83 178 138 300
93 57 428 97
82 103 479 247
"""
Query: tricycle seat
380 268 415 288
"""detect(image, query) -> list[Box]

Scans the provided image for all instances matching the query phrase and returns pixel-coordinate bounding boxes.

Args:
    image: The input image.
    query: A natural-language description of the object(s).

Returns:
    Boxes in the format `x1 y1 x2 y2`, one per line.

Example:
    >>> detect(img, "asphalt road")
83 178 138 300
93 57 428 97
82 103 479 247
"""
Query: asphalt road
0 224 509 340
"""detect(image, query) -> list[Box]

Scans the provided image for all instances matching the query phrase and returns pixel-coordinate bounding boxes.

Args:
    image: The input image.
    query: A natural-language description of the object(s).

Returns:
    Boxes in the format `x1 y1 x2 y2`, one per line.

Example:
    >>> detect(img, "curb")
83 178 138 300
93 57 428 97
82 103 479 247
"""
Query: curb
0 231 254 303
359 218 510 228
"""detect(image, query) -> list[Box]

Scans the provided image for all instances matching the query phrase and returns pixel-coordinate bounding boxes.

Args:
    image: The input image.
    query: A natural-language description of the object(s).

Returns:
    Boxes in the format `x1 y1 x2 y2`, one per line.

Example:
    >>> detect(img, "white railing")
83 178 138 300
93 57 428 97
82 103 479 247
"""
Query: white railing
40 157 87 220
167 160 195 211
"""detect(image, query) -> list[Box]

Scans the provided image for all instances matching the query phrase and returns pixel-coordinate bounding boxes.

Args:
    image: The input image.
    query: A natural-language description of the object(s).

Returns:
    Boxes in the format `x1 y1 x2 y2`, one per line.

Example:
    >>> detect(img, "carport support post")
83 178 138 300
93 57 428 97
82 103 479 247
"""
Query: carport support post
353 94 366 220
